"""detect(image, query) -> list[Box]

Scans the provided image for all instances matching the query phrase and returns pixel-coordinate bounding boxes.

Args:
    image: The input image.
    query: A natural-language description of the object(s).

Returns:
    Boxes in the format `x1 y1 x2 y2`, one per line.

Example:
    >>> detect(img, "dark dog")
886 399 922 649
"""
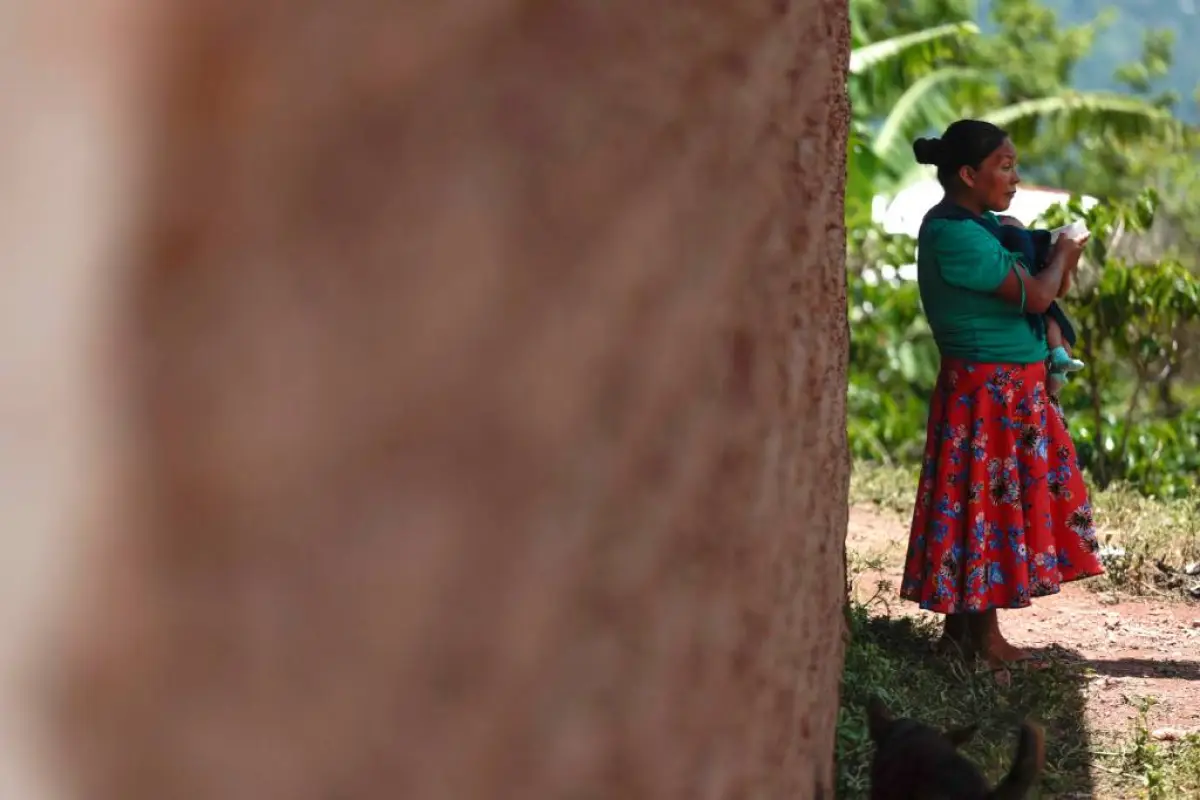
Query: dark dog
866 696 1045 799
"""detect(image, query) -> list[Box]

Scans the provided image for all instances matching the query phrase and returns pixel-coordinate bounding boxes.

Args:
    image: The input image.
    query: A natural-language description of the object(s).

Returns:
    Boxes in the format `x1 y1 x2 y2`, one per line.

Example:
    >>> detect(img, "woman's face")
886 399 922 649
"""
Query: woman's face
960 138 1020 212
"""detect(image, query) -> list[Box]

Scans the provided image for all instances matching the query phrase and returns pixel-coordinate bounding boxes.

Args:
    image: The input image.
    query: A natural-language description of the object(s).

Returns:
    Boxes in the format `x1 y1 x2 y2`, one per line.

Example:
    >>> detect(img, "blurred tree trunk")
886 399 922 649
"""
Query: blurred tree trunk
4 1 851 798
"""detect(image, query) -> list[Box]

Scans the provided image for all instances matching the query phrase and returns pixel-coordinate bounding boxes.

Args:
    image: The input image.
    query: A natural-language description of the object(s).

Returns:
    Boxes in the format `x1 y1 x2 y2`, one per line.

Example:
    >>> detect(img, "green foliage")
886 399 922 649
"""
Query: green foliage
1115 699 1200 798
846 229 935 465
849 21 981 78
846 0 1181 197
1039 29 1200 267
989 0 1200 124
1042 191 1200 497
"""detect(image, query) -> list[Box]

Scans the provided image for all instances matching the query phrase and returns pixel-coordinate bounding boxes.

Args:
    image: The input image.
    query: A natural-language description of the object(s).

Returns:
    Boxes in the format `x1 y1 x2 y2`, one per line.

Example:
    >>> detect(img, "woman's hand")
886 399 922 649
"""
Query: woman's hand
1050 233 1087 299
1052 232 1087 273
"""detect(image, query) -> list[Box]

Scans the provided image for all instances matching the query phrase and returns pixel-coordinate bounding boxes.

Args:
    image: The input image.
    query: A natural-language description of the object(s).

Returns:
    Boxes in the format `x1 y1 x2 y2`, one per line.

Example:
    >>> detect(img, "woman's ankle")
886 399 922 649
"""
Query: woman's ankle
936 614 974 656
970 612 1030 662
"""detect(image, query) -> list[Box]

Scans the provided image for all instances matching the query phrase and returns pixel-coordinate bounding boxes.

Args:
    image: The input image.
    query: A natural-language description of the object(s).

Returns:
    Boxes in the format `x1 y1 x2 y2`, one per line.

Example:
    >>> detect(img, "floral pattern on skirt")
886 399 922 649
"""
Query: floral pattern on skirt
900 359 1104 614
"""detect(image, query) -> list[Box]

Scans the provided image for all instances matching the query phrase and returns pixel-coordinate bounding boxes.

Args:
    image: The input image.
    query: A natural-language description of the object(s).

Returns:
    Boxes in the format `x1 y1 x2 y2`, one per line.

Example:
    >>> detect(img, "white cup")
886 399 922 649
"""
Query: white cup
1051 220 1089 244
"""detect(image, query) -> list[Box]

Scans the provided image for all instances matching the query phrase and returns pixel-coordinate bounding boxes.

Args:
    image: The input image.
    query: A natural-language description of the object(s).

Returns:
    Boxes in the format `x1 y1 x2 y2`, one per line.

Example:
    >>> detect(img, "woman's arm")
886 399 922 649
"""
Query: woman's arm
993 235 1085 313
1058 264 1074 298
927 220 1082 313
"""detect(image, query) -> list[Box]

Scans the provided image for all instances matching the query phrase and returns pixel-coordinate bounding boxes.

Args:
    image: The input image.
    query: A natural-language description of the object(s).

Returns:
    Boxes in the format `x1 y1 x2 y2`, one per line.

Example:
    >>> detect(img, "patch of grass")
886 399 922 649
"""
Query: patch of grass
837 600 1096 798
837 600 1200 798
1091 485 1200 598
848 461 915 515
850 461 1200 598
1103 699 1200 798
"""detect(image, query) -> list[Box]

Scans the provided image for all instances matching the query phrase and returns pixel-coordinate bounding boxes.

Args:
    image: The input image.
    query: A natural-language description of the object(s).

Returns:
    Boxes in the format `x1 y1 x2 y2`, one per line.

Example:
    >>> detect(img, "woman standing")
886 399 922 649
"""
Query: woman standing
899 119 1104 670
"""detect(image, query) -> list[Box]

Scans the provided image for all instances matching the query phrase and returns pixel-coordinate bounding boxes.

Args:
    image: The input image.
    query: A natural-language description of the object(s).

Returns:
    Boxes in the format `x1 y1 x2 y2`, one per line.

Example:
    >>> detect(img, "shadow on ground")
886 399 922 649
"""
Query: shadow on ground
1084 656 1200 682
836 605 1095 799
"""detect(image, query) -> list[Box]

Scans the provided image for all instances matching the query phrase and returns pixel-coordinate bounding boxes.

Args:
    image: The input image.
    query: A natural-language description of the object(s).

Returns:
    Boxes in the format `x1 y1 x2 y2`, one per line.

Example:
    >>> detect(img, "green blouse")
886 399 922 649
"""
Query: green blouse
917 213 1049 364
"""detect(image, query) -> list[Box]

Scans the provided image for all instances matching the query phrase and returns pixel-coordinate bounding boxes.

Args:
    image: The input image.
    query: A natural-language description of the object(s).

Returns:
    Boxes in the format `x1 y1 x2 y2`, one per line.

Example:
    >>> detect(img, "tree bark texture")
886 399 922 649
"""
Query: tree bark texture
1 1 852 798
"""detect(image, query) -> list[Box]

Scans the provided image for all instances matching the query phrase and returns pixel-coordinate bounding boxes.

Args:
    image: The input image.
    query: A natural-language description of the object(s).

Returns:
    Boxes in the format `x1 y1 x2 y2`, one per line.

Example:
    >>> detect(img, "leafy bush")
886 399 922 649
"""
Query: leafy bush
1044 192 1200 497
847 264 938 464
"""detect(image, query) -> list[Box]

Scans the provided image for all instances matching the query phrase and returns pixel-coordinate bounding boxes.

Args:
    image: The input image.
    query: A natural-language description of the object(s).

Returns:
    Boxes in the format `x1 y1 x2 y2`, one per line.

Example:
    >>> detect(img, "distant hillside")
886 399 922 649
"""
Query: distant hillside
979 0 1200 122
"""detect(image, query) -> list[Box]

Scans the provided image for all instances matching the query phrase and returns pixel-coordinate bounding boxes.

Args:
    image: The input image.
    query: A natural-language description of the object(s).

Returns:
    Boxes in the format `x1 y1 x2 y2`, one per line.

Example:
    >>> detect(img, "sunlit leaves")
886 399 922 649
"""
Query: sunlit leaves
846 0 1185 202
849 22 981 76
1042 190 1199 496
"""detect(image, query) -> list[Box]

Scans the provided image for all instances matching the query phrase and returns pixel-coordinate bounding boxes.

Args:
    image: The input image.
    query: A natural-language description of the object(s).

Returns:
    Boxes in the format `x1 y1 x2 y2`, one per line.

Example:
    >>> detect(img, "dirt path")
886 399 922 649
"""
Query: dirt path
847 504 1200 740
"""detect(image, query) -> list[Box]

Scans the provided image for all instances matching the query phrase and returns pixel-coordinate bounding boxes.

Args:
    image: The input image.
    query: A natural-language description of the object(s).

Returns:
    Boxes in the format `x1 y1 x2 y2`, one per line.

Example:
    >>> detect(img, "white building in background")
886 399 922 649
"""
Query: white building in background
869 178 1099 280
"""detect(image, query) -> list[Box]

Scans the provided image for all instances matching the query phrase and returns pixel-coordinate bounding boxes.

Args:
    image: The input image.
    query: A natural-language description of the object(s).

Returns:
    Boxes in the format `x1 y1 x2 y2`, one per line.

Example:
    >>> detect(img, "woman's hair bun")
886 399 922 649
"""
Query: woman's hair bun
912 137 943 166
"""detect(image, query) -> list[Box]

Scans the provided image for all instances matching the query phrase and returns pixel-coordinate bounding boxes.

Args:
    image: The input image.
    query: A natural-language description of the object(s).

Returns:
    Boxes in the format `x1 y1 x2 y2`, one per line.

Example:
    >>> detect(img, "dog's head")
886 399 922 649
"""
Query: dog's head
866 696 1044 800
867 695 979 749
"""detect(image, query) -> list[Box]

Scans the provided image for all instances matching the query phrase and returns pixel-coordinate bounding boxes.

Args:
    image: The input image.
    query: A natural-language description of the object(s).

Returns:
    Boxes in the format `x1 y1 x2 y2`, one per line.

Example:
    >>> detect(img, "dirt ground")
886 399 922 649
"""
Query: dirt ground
846 504 1200 740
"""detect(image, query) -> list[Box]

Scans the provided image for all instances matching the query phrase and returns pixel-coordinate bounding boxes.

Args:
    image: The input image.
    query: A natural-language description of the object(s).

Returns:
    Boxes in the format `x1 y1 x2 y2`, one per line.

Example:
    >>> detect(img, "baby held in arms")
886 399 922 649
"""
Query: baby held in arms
996 215 1089 395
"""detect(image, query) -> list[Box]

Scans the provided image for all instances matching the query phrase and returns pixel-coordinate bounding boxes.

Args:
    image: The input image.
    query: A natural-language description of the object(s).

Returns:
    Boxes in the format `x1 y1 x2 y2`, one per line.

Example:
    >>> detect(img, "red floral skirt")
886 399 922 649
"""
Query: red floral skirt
900 359 1104 614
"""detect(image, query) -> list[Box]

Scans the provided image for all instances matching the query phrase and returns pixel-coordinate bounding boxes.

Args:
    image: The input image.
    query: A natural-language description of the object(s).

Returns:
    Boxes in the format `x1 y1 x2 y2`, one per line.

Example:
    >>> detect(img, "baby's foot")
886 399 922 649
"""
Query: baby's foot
1050 346 1085 373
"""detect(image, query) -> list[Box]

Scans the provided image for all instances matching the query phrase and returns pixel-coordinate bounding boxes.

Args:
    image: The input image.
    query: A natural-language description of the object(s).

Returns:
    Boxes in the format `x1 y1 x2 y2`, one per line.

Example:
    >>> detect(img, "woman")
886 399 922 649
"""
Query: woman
899 119 1104 670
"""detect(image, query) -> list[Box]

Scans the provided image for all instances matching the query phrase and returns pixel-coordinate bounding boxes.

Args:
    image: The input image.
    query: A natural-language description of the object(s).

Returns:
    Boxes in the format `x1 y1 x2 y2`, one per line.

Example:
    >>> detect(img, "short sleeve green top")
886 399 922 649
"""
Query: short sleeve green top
917 212 1048 364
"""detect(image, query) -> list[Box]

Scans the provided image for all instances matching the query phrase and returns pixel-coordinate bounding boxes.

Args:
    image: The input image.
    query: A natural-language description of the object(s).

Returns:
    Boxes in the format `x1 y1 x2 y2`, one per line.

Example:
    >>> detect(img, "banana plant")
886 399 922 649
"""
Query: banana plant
849 21 981 77
846 21 984 219
881 91 1182 194
848 20 1184 203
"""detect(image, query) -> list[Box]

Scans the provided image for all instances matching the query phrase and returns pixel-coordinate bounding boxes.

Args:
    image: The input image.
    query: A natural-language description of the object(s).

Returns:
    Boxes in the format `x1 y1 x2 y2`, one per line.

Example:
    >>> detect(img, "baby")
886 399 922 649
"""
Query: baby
996 215 1086 395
